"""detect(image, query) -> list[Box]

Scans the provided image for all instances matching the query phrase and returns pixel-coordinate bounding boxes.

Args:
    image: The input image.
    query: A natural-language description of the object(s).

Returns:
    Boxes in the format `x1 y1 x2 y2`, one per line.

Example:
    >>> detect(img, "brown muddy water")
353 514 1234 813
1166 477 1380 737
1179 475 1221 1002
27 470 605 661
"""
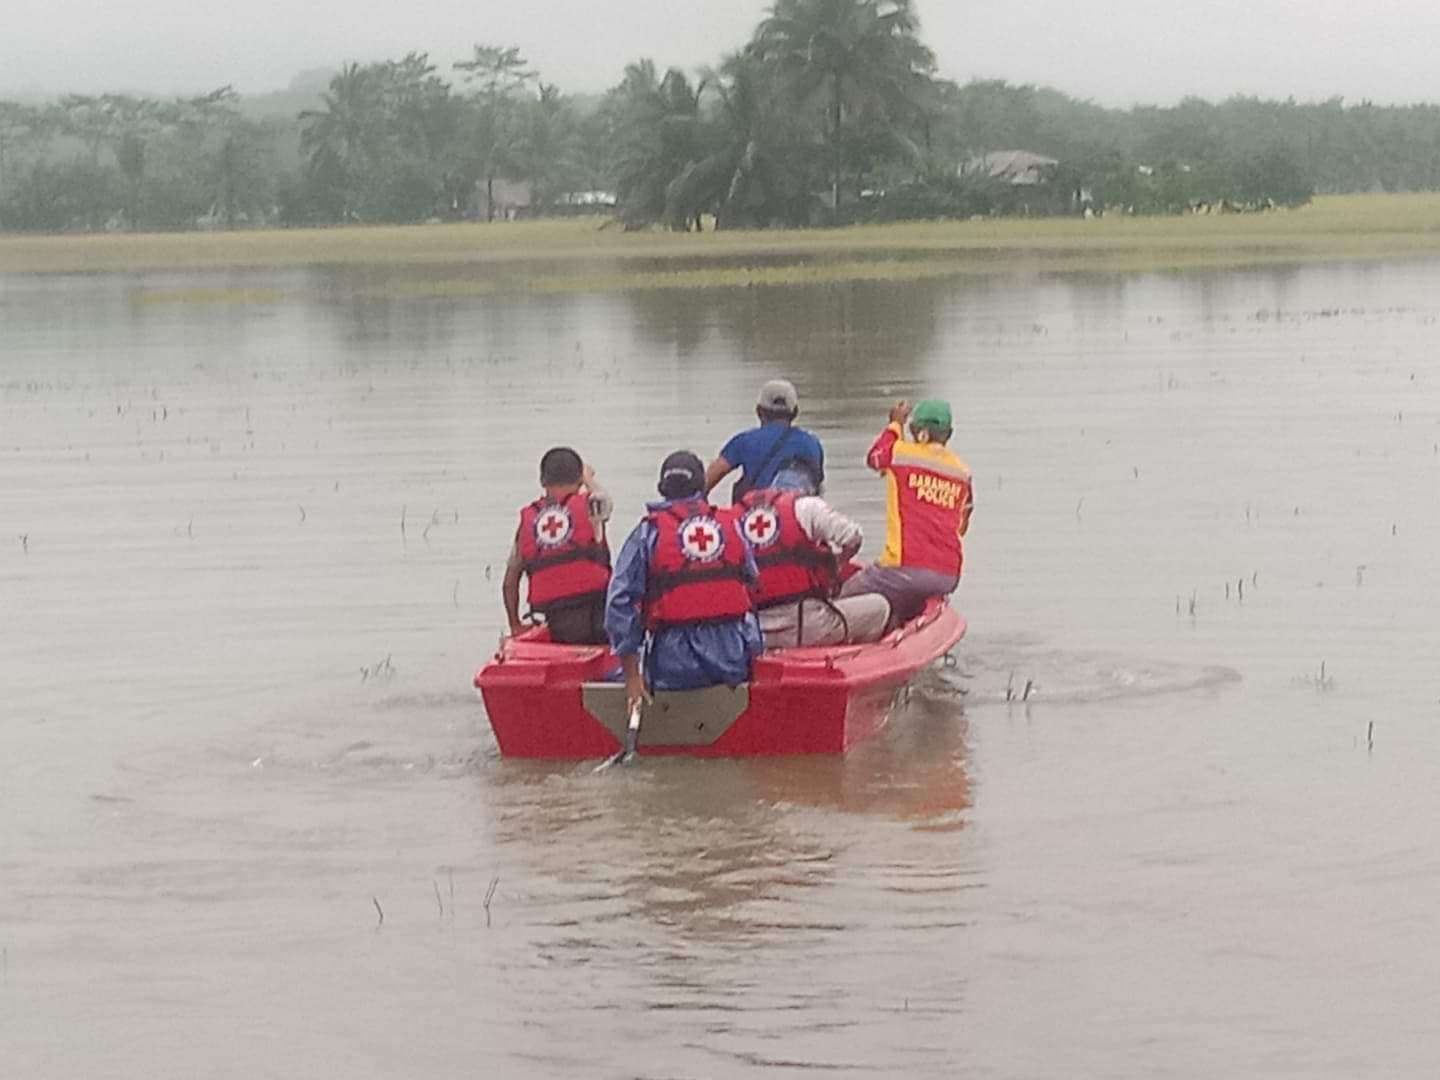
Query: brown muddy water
4 257 1440 1077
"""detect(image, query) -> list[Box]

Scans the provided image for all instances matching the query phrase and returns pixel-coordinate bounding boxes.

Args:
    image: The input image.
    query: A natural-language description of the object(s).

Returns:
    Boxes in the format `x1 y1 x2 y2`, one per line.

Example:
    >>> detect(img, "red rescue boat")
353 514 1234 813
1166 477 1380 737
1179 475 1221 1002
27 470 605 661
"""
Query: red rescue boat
474 600 966 758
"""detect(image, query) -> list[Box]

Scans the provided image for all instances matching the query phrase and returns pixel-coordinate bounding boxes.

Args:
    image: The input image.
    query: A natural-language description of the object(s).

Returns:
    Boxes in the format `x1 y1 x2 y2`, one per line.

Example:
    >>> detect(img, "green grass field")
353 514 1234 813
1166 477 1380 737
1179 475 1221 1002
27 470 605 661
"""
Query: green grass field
6 194 1440 291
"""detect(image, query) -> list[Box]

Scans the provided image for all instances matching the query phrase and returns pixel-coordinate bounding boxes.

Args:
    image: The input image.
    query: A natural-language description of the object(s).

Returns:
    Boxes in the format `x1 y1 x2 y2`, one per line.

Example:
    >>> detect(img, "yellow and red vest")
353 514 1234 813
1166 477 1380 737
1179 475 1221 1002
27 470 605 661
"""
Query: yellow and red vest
517 492 611 612
738 490 837 609
644 499 752 629
867 424 973 577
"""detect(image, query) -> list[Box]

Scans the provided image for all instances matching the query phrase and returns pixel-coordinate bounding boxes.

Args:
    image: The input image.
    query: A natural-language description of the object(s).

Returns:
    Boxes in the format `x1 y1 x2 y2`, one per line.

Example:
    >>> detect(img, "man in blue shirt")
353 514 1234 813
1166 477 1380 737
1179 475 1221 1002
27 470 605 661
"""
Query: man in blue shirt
605 450 764 712
704 378 825 504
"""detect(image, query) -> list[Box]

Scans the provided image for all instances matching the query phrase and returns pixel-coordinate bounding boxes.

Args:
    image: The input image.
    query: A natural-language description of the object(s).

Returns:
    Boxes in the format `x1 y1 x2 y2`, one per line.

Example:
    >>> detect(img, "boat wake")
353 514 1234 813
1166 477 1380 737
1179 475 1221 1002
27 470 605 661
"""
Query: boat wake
916 636 1241 706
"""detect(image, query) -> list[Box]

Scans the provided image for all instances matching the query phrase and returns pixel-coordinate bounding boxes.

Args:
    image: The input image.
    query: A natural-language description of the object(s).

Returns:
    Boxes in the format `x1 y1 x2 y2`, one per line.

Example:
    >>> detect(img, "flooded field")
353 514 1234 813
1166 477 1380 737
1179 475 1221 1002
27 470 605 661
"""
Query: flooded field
4 255 1440 1076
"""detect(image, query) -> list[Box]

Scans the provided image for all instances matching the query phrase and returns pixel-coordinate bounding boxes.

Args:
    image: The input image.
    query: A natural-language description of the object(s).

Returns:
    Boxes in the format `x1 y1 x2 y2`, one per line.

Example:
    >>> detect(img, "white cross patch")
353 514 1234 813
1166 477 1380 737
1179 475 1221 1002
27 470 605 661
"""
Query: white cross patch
534 505 574 547
678 516 725 562
741 506 781 549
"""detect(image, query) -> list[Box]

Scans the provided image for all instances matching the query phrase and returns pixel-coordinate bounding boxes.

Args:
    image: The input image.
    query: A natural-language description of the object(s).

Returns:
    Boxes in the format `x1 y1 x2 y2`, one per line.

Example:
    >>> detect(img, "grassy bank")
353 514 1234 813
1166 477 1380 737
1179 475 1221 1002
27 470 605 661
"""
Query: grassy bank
6 194 1440 287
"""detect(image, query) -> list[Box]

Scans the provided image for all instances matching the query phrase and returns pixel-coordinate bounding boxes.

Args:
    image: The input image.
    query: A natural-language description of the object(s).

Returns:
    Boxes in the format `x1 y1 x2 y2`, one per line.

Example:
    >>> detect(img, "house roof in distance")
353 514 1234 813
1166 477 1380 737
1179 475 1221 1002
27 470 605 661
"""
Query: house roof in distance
961 150 1060 185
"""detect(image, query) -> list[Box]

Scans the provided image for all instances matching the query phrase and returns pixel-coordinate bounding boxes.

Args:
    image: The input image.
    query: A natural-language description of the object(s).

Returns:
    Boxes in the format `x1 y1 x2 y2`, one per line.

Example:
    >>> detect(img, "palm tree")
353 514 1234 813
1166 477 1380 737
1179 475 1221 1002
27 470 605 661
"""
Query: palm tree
454 45 536 220
513 84 581 211
604 61 708 228
672 49 815 229
299 63 384 220
753 0 936 214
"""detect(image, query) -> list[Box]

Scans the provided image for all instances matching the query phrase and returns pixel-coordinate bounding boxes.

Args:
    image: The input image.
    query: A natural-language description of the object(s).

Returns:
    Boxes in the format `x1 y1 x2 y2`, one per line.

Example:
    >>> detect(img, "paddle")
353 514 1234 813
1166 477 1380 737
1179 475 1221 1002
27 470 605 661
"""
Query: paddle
593 700 644 772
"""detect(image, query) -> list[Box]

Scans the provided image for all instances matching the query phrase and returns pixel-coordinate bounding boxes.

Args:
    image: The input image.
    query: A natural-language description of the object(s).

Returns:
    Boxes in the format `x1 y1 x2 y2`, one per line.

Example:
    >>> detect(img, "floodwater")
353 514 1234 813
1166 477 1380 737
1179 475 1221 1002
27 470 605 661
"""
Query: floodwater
4 253 1440 1078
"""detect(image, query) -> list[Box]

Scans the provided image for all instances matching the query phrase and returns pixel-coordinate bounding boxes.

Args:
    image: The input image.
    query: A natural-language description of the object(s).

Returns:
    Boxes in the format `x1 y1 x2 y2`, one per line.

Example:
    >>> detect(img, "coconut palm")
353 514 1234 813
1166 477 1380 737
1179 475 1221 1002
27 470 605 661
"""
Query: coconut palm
604 61 708 228
454 45 536 220
513 84 582 211
299 63 384 220
753 0 936 214
665 48 820 229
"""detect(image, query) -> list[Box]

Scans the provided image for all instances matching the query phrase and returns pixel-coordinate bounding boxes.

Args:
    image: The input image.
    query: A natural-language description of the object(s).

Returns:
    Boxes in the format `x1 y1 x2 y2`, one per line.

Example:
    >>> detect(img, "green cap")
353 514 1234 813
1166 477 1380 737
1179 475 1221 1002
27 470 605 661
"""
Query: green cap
911 399 952 430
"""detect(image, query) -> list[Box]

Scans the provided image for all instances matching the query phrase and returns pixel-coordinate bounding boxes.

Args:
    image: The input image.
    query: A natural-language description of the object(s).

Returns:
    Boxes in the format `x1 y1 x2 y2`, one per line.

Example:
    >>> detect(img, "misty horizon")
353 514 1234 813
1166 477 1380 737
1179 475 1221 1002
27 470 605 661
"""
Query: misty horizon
7 0 1440 108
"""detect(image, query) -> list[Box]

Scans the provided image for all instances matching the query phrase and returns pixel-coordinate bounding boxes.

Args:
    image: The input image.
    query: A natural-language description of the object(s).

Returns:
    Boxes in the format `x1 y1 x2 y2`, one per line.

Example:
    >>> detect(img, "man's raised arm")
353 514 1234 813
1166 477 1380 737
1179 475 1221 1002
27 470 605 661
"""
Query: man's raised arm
866 400 911 473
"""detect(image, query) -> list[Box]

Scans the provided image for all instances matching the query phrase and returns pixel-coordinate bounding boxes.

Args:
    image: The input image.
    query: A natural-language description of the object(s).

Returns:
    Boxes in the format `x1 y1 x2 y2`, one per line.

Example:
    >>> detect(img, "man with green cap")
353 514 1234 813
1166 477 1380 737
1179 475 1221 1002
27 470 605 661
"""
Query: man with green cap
840 398 974 626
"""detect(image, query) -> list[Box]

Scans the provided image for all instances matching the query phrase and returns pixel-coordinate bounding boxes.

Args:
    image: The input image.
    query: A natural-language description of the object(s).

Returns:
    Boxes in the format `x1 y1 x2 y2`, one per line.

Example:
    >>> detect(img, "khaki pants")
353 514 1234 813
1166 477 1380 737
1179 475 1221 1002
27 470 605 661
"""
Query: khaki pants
758 594 892 648
839 565 959 627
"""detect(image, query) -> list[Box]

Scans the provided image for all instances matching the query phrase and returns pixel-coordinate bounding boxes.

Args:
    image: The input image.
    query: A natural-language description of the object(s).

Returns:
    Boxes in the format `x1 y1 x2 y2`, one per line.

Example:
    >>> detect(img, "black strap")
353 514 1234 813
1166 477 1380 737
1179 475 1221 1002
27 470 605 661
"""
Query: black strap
773 596 850 644
534 588 608 615
734 427 800 500
754 585 827 611
756 546 830 570
523 545 611 574
645 562 748 600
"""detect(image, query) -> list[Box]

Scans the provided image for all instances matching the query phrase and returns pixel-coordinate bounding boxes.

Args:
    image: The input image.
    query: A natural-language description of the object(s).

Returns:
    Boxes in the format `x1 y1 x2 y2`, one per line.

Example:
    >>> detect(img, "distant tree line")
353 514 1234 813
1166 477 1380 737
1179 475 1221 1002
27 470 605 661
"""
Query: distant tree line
0 89 279 231
5 0 1440 232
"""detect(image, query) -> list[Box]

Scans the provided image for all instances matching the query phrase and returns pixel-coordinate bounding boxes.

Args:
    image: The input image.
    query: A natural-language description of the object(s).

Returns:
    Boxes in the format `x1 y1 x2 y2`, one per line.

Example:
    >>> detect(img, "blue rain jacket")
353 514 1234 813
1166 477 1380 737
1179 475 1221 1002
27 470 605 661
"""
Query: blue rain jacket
604 501 763 690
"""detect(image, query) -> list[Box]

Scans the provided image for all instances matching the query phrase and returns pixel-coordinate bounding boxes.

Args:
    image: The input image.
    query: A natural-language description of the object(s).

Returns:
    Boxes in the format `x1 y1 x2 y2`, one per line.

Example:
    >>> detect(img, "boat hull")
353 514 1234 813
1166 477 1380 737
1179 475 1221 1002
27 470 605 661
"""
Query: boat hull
475 600 965 759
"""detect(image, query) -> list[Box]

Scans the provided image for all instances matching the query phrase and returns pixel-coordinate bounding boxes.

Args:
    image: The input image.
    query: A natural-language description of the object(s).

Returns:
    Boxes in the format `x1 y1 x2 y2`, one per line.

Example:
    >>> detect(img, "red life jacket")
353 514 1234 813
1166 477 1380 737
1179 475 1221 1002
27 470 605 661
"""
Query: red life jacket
644 499 753 629
517 492 611 613
738 490 837 609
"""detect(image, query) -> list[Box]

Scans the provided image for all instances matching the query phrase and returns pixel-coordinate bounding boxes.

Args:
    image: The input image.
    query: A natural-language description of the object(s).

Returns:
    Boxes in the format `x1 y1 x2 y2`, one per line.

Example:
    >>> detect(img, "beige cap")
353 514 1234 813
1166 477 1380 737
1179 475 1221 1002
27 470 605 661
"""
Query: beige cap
757 378 799 413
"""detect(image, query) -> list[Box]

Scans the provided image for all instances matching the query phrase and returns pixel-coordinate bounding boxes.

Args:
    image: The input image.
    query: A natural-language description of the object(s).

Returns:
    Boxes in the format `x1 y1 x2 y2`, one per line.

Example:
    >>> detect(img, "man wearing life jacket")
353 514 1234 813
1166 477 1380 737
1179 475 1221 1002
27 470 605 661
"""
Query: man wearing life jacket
704 378 826 503
503 447 612 645
605 450 762 712
740 461 891 648
840 399 974 626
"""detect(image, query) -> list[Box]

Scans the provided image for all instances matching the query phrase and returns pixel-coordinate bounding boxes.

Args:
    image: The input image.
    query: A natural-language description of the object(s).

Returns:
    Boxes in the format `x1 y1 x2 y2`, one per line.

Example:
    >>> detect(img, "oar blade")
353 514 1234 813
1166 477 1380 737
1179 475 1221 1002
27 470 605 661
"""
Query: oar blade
591 750 624 773
594 702 643 772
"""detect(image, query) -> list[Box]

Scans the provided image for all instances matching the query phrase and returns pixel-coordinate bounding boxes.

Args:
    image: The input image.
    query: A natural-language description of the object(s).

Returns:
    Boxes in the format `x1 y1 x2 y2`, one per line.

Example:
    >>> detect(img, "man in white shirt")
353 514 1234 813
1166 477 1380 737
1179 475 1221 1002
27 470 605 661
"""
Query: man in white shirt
742 462 892 648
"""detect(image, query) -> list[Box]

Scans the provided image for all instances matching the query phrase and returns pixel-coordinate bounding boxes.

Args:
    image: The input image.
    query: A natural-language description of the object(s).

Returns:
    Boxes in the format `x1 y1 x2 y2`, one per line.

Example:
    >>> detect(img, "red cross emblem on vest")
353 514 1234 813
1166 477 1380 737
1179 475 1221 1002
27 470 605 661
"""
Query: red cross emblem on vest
534 505 574 547
741 505 781 549
678 515 724 562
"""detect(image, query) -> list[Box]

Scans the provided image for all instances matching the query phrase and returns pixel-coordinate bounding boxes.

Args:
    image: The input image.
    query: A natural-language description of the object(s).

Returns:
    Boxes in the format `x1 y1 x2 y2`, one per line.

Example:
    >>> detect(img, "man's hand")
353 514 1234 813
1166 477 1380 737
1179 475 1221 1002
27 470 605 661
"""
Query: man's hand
581 462 596 488
622 655 651 714
625 671 648 714
889 399 912 425
508 617 531 637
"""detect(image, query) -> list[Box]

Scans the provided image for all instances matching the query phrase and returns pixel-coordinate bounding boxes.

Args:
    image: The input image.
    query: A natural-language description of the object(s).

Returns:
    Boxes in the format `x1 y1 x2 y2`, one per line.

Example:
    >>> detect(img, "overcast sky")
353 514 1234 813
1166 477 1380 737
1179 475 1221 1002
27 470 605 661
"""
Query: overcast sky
6 0 1440 106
